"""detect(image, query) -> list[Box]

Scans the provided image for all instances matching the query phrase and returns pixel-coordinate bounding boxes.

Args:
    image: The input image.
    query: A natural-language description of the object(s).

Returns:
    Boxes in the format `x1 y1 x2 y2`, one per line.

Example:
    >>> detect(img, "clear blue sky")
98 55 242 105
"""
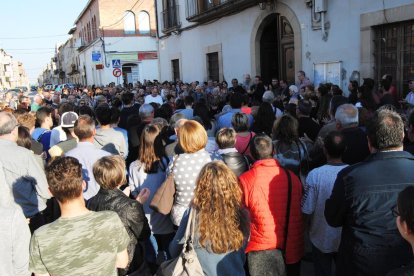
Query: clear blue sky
0 0 88 84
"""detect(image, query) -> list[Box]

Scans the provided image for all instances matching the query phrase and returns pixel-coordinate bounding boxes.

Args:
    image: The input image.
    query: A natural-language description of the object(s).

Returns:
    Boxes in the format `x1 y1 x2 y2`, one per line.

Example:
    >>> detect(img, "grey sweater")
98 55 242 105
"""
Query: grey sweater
0 206 31 276
94 127 127 159
0 139 50 217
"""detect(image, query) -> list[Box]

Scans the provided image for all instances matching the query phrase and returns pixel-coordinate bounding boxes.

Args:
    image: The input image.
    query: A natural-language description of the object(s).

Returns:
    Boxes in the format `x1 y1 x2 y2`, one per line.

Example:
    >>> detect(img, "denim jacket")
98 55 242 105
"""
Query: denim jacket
170 209 247 276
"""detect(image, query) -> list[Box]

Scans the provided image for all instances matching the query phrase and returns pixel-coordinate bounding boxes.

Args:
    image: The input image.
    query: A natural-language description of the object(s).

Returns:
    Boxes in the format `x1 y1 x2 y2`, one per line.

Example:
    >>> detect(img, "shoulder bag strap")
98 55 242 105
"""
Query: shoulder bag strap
241 132 253 154
169 154 179 175
275 140 280 154
159 156 170 172
182 208 197 248
190 208 197 241
294 140 303 175
298 139 310 172
282 168 292 255
243 154 251 169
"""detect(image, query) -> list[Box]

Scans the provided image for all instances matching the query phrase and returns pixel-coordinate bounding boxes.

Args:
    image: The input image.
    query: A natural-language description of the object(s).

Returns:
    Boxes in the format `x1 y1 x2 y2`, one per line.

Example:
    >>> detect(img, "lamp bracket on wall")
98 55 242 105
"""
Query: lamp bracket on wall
258 0 275 11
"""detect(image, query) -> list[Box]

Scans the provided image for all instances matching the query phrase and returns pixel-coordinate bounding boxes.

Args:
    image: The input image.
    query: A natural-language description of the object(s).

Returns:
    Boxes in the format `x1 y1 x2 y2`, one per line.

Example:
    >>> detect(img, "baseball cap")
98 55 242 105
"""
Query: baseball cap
61 112 78 127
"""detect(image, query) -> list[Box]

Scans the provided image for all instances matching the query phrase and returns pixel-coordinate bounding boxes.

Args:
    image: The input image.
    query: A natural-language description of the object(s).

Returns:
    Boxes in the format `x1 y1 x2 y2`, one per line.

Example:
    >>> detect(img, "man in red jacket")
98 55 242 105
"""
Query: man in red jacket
239 135 304 276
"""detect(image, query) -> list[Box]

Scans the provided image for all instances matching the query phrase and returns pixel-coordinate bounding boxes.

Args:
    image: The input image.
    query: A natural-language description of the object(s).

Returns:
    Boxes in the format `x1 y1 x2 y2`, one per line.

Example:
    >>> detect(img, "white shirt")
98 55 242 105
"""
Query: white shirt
405 91 414 105
302 163 348 253
145 94 163 106
50 126 67 147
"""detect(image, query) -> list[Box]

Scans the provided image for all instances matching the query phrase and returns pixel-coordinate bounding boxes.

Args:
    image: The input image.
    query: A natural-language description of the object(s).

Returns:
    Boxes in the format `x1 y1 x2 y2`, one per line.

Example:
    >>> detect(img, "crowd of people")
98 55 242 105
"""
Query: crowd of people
1 72 414 276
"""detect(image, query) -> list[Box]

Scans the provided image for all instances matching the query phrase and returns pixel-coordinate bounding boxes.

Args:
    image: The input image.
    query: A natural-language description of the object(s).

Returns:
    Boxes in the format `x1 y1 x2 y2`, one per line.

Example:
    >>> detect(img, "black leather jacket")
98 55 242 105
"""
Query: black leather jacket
87 188 150 275
221 152 249 177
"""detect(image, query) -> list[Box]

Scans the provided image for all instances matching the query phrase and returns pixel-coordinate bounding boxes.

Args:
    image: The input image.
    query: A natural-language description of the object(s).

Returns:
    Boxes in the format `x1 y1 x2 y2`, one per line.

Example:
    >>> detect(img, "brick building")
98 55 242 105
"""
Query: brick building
55 0 159 86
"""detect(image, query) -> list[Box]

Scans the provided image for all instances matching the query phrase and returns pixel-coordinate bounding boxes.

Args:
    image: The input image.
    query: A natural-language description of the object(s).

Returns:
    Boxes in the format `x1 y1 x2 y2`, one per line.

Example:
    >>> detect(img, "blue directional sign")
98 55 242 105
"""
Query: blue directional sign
92 51 101 63
112 59 121 68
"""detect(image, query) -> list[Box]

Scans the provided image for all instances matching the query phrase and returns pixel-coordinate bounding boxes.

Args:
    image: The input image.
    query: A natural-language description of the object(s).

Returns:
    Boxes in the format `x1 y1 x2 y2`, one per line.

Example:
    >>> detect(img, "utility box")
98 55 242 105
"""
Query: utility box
314 0 327 12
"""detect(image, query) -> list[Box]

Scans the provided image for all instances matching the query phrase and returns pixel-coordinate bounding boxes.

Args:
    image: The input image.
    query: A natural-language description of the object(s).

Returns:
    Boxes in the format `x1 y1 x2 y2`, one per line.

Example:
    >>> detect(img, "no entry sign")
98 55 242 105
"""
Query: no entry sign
113 68 122 77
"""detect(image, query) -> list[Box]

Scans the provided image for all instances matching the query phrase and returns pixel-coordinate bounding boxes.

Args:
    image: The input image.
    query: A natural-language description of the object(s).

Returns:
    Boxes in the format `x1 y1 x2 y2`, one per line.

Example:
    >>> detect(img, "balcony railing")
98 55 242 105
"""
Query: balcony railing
186 0 256 22
162 5 181 33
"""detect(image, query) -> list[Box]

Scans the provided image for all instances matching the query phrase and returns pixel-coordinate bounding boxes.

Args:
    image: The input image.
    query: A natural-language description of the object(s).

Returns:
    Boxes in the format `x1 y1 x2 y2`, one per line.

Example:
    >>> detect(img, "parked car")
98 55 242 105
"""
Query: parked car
15 86 28 93
55 83 75 91
44 84 54 90
7 88 21 94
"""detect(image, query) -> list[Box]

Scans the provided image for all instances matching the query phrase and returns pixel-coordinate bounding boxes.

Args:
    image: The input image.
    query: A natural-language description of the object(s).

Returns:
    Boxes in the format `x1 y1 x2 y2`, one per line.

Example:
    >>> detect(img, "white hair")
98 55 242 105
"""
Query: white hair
335 104 358 127
262 91 275 103
139 104 154 119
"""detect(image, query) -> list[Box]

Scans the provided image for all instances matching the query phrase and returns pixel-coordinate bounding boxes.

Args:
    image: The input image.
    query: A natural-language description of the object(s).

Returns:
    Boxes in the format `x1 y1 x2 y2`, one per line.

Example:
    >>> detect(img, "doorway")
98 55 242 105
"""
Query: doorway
122 63 139 87
259 14 295 84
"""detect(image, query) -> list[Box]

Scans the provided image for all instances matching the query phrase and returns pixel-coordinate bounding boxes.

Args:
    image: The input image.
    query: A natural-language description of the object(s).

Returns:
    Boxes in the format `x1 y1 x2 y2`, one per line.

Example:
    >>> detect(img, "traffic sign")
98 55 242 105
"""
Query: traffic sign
92 51 101 63
113 68 122 77
112 59 121 68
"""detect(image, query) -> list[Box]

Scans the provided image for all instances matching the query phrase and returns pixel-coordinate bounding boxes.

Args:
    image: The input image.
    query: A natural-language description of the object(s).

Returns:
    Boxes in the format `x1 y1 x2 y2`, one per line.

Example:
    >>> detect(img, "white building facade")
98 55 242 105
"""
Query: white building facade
157 0 414 96
0 49 29 90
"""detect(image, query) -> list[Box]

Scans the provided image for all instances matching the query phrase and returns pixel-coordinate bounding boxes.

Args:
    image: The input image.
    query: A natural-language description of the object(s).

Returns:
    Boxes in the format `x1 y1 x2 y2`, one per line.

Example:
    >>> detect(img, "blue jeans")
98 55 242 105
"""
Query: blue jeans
312 244 336 276
248 249 286 276
154 232 175 259
145 232 175 264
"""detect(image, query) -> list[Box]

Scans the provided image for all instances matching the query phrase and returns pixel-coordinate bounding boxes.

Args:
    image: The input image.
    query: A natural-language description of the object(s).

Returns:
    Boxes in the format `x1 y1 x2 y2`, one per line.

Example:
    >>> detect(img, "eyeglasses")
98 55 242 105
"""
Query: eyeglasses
391 205 400 217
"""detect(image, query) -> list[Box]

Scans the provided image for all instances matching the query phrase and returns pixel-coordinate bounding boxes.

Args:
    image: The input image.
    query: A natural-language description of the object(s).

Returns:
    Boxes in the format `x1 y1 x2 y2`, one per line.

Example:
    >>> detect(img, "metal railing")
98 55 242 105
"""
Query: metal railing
186 0 254 19
162 5 181 32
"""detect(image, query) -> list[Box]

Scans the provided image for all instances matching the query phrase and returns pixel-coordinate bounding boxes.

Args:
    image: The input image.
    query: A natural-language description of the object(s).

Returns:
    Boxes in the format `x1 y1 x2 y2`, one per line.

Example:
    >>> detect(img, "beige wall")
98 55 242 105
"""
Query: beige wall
98 0 156 36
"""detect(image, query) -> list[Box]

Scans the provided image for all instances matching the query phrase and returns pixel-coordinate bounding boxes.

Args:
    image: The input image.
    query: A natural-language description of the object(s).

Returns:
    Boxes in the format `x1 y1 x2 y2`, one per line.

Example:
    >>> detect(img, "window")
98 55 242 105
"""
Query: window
171 59 180 81
83 27 87 43
138 11 150 34
92 16 97 39
374 20 414 97
124 11 136 34
207 52 219 82
162 0 180 32
87 22 91 42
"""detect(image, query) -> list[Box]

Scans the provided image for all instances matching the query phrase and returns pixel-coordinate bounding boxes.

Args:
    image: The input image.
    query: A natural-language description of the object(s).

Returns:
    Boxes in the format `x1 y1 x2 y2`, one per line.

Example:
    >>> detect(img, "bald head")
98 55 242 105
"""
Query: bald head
0 112 18 137
34 94 43 104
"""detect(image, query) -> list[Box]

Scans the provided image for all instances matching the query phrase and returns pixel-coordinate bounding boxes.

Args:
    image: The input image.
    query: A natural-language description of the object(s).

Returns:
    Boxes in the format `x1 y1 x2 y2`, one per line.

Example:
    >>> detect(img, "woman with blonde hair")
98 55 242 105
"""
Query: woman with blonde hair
170 161 249 275
170 120 220 227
